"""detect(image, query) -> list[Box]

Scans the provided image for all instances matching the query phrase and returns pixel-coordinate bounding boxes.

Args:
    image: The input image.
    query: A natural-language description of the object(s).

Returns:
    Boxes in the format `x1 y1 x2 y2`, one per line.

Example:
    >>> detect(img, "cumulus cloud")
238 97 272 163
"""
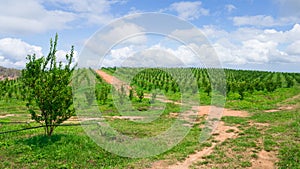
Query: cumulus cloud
232 14 300 28
101 46 134 67
56 50 78 67
169 1 209 20
0 38 78 69
286 41 300 55
102 43 210 68
82 20 147 68
0 0 127 35
101 21 147 45
0 38 42 68
239 40 278 63
89 23 300 70
123 49 183 67
0 0 75 34
200 24 300 67
45 0 126 26
171 27 208 43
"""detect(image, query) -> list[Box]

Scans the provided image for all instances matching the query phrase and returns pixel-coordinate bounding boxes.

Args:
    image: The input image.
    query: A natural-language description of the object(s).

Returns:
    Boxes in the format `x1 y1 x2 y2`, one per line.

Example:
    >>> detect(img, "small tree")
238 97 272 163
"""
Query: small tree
118 85 126 105
136 88 144 102
129 88 134 100
150 90 157 103
237 81 246 100
22 34 76 136
204 84 212 96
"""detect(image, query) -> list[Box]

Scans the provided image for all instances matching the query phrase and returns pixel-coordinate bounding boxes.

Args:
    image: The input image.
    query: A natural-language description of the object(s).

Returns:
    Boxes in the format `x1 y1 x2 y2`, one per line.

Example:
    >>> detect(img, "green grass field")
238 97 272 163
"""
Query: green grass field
0 69 299 168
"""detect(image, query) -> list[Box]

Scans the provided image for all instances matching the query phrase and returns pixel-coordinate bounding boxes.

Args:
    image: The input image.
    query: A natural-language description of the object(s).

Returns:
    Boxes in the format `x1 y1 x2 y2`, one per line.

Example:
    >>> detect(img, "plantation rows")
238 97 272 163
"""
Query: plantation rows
1 68 300 102
108 68 300 99
0 78 26 101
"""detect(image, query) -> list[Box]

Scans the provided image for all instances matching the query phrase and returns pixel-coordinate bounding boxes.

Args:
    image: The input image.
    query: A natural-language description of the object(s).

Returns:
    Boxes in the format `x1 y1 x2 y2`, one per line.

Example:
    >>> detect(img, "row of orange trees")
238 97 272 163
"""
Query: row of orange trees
105 67 300 100
1 68 299 102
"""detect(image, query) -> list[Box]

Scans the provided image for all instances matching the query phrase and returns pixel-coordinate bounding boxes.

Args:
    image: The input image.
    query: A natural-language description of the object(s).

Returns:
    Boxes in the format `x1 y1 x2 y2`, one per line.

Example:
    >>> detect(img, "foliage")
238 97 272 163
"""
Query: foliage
136 88 144 102
118 85 126 105
0 66 300 168
21 34 76 136
102 67 300 105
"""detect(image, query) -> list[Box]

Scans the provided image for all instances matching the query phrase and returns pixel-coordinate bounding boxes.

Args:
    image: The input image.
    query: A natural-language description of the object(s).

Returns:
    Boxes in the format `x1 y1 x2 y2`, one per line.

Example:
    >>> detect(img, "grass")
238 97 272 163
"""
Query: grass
225 86 300 112
191 87 300 168
0 84 299 168
0 97 204 168
0 125 138 168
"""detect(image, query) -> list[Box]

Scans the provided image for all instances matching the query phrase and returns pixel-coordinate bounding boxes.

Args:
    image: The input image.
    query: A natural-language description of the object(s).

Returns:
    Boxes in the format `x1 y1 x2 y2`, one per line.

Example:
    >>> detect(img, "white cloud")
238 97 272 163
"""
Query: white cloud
0 38 78 69
171 27 208 43
101 46 135 67
232 15 279 27
0 0 76 34
102 21 147 45
232 14 300 28
169 1 209 20
96 23 300 69
110 47 134 60
213 39 246 65
0 38 43 68
225 4 236 13
0 0 128 34
286 40 300 55
199 24 300 67
200 25 229 40
284 24 300 43
239 40 278 63
46 0 126 26
56 50 78 67
101 43 194 67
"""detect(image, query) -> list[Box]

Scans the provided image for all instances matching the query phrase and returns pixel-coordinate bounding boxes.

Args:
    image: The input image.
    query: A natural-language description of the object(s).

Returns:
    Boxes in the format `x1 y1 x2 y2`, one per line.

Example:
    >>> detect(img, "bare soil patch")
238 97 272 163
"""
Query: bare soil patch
195 105 249 117
251 150 277 169
0 114 31 119
111 116 144 120
64 115 145 124
264 105 297 113
0 114 16 118
95 70 130 93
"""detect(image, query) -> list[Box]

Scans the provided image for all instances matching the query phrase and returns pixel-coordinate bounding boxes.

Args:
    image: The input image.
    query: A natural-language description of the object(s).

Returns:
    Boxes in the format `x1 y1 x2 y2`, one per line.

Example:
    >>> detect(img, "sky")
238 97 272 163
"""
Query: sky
0 0 300 72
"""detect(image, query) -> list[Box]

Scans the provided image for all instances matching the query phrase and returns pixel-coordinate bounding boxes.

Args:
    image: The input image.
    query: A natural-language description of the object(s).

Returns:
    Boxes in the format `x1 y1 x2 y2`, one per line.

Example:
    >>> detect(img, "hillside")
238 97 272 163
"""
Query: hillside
0 66 20 80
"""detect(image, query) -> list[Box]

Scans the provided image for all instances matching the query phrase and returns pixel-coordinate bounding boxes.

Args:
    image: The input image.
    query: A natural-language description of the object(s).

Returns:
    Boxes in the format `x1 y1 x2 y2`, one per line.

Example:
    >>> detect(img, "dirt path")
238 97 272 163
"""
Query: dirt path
95 70 130 93
264 93 300 113
151 121 240 169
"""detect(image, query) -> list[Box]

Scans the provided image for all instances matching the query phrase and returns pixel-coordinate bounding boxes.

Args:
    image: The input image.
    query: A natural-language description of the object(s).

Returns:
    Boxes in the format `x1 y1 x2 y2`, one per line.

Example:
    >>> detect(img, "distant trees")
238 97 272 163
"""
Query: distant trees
21 34 76 136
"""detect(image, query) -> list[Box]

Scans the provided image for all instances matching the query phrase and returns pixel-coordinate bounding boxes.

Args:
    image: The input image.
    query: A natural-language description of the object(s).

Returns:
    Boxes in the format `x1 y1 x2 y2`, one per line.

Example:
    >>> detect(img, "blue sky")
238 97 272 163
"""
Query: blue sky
0 0 300 72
